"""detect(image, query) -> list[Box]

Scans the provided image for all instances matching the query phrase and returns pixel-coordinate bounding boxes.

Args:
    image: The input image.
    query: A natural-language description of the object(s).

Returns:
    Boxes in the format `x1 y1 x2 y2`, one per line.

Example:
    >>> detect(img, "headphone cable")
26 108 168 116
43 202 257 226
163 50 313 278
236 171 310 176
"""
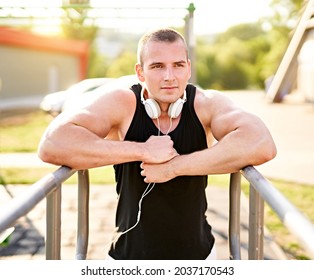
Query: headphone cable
116 116 173 237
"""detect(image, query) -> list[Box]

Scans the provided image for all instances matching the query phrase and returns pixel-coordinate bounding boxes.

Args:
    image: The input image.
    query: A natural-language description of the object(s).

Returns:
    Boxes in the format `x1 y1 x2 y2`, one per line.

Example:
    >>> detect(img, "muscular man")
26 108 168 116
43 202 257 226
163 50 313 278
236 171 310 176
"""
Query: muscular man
38 28 276 259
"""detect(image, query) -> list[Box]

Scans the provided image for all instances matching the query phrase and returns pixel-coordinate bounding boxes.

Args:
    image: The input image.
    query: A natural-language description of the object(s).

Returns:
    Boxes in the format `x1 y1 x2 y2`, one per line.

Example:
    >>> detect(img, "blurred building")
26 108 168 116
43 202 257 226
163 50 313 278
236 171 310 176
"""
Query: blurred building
0 27 89 111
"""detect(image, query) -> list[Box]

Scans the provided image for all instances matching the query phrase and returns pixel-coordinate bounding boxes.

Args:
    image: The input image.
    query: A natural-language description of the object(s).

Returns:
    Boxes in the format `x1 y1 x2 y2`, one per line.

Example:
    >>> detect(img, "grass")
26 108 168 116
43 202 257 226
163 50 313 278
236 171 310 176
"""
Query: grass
1 110 314 259
0 110 53 152
0 166 115 185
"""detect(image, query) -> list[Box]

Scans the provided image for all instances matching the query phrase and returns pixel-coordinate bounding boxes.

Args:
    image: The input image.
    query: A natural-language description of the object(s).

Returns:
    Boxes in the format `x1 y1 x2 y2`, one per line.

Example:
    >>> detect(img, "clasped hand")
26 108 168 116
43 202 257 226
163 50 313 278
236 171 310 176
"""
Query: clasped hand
140 135 178 183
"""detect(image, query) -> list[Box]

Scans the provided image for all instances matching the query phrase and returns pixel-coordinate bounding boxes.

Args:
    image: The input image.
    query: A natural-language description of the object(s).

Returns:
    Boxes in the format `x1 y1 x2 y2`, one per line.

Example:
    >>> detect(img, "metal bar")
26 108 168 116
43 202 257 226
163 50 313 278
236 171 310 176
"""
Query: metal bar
0 166 76 234
0 15 187 20
242 166 314 259
186 3 196 84
76 170 90 260
228 172 242 260
0 5 187 10
248 183 264 260
46 184 62 260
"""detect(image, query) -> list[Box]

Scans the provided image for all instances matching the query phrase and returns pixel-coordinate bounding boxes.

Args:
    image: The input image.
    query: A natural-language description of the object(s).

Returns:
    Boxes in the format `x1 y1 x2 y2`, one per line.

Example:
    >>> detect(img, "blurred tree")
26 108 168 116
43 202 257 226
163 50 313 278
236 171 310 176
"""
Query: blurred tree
268 0 304 29
61 0 98 42
106 51 137 78
61 0 105 79
257 0 305 86
87 48 109 78
196 23 270 89
196 0 306 90
195 42 220 89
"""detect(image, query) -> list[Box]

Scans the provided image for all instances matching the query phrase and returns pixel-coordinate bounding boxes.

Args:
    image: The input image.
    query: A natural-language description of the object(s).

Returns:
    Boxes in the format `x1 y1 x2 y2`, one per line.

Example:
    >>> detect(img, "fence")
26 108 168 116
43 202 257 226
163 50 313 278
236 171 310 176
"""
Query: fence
0 165 314 260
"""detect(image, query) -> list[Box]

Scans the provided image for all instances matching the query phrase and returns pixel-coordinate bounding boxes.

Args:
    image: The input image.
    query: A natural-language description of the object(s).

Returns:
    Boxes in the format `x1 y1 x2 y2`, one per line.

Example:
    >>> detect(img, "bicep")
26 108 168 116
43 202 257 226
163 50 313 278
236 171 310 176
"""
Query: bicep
58 88 135 139
211 105 271 144
205 93 263 141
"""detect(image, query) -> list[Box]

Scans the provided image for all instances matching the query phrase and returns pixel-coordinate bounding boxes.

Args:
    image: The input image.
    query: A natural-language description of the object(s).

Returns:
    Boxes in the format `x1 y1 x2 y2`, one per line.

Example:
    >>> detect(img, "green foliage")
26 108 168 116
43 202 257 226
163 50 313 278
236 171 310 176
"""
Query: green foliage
259 28 290 82
87 45 109 78
105 51 137 78
56 0 304 91
196 23 273 90
194 0 305 90
216 23 265 42
1 166 115 185
269 0 304 28
61 22 98 42
0 111 53 152
61 0 97 42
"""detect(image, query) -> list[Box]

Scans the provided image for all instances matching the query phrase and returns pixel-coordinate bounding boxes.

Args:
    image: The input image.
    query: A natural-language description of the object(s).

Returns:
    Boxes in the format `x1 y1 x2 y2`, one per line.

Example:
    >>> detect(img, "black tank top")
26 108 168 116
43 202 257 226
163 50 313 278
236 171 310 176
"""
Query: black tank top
108 84 215 260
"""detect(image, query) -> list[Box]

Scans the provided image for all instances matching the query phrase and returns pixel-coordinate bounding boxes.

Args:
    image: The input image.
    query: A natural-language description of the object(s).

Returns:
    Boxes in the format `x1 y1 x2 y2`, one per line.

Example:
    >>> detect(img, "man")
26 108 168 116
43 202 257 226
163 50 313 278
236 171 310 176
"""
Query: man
38 28 276 260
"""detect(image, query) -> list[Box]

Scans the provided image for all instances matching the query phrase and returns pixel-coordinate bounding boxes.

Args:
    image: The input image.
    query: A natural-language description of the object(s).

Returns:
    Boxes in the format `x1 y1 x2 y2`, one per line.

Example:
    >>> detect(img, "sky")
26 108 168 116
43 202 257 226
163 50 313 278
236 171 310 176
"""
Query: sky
89 0 274 35
0 0 274 35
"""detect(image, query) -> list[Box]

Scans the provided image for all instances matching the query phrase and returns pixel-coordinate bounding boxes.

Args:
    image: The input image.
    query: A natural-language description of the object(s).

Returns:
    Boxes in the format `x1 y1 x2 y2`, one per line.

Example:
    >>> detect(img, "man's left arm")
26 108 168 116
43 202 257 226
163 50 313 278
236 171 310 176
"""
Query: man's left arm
140 91 277 183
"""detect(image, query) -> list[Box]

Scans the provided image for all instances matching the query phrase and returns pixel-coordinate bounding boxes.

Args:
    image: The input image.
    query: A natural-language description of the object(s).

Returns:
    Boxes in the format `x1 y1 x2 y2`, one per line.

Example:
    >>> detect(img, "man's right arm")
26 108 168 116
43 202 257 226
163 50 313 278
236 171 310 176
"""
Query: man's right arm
38 88 177 170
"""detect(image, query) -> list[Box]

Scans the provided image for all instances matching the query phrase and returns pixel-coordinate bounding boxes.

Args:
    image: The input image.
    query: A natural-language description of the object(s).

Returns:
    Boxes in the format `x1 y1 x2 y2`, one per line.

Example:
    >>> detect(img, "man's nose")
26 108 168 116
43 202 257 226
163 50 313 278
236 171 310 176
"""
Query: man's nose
164 67 175 81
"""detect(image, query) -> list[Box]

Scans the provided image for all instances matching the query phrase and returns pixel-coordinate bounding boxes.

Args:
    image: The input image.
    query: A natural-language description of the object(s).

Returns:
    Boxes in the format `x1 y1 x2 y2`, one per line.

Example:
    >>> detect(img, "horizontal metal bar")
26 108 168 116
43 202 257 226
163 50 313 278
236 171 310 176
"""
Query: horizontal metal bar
241 166 314 259
0 15 186 20
0 166 76 234
0 6 187 11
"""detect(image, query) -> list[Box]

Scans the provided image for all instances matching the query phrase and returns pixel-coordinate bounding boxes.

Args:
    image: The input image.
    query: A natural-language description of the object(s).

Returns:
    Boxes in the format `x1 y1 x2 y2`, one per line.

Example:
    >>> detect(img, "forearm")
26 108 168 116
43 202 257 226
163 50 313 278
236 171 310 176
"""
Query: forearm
141 128 276 183
38 122 177 170
172 129 276 177
38 124 146 169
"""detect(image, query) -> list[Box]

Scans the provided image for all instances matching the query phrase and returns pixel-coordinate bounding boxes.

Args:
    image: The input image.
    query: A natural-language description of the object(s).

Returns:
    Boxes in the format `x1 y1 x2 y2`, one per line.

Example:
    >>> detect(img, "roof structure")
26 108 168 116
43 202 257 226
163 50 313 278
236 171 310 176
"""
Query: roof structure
0 27 89 79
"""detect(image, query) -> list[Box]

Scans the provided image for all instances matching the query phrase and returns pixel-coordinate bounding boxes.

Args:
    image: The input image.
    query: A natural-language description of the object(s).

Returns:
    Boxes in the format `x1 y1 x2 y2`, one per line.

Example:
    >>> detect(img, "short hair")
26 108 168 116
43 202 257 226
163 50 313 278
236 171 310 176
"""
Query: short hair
137 28 189 67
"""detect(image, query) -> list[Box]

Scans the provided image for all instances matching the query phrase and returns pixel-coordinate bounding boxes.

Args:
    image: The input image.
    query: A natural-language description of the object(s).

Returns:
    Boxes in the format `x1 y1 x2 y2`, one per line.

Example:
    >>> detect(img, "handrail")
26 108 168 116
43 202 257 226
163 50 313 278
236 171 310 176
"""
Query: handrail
76 170 90 260
0 166 75 234
1 165 314 259
228 172 242 260
242 166 314 259
229 171 265 260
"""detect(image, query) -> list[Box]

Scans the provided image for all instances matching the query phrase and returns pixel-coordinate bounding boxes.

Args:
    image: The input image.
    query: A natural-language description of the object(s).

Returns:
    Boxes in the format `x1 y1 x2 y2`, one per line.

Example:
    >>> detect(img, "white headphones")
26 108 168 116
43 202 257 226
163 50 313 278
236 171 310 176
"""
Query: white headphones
140 87 187 119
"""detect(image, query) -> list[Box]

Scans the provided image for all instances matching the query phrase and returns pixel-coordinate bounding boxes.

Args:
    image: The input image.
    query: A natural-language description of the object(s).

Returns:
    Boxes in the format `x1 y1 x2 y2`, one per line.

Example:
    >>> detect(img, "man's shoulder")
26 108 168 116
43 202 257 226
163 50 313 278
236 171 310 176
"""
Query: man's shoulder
92 82 136 101
194 87 223 102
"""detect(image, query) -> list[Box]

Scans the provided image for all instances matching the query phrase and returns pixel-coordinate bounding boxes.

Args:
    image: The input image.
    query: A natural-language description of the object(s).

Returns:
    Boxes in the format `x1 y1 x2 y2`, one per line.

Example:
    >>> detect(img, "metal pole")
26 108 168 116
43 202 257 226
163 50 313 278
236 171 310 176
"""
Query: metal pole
0 166 75 233
186 3 196 84
242 166 314 259
248 184 264 260
46 184 62 260
76 170 90 260
229 172 242 260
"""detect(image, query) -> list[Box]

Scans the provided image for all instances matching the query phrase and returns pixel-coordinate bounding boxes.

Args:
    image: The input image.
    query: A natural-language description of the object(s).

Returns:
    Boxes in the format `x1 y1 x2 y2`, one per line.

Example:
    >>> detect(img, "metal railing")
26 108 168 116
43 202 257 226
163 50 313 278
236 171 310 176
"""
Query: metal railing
1 165 314 260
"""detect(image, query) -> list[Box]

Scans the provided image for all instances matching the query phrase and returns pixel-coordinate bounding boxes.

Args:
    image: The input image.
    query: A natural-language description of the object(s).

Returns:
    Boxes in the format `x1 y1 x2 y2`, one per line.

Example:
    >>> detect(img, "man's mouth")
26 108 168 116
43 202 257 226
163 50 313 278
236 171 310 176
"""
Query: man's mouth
161 86 178 90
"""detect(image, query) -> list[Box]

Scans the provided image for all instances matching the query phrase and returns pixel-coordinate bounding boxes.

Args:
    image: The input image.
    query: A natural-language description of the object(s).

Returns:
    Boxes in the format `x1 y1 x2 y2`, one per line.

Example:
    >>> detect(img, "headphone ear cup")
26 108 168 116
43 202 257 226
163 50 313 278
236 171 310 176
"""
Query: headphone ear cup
168 98 185 118
143 99 161 119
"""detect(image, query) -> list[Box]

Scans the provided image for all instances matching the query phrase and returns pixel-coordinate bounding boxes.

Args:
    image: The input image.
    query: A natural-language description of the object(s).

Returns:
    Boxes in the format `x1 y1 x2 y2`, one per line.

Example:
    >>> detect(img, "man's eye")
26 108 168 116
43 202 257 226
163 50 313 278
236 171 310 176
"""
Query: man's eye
152 65 162 69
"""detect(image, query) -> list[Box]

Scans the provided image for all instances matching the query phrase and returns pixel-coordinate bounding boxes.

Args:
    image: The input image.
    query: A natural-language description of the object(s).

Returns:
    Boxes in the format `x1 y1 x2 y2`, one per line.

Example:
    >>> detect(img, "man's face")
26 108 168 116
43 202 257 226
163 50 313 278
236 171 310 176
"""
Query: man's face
136 40 191 105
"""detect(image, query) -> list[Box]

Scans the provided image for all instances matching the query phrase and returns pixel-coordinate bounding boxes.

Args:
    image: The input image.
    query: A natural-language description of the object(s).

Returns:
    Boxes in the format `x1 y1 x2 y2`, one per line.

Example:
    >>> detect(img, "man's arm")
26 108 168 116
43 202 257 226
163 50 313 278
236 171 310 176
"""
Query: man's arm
140 90 277 183
38 88 177 169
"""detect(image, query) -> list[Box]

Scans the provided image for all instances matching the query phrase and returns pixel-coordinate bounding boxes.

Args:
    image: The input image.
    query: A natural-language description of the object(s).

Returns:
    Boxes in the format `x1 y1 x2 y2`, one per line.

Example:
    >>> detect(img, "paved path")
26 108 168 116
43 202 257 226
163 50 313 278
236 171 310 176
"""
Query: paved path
0 183 286 260
226 90 314 185
2 90 314 260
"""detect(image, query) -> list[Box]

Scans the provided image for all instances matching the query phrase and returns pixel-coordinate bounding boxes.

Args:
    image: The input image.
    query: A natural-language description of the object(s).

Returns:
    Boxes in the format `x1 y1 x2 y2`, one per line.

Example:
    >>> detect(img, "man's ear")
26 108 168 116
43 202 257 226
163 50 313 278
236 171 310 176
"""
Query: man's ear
135 63 145 82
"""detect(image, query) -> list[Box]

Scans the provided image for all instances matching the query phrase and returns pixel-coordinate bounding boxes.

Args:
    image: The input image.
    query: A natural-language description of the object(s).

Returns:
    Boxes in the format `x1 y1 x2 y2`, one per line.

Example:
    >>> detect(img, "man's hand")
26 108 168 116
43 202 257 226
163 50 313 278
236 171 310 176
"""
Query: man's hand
143 135 178 163
140 155 178 183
